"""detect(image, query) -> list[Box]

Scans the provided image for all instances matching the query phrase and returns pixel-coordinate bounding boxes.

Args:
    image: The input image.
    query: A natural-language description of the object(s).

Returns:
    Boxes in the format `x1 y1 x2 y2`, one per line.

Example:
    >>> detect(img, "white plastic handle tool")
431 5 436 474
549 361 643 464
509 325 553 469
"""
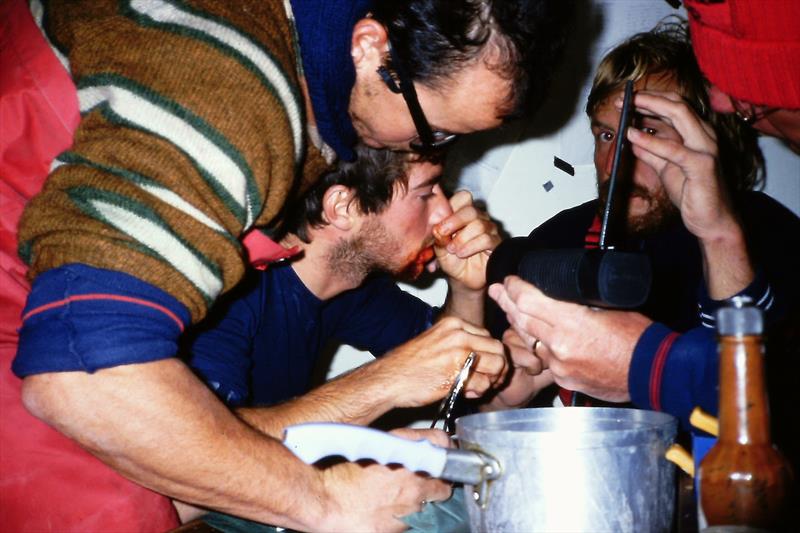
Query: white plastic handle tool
283 422 448 477
282 422 497 485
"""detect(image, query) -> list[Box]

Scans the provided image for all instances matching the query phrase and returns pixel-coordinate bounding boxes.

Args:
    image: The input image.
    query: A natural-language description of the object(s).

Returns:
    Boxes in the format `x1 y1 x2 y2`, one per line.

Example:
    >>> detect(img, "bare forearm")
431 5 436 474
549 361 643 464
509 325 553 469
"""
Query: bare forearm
21 359 330 531
243 316 508 436
699 221 754 300
239 358 399 437
480 369 555 412
442 282 485 326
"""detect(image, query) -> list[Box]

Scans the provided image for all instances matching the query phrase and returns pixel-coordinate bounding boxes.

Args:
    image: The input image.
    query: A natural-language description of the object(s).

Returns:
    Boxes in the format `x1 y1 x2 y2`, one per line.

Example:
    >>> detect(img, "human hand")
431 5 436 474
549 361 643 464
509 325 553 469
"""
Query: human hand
433 190 500 292
319 444 452 532
380 316 507 407
389 426 452 448
622 91 740 243
488 276 652 402
624 91 754 298
484 328 554 410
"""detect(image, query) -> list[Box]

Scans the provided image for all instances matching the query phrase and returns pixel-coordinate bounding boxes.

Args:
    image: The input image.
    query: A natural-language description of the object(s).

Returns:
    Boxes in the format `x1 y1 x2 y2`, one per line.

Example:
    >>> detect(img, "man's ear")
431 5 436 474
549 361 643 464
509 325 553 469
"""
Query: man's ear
351 18 389 69
322 185 357 231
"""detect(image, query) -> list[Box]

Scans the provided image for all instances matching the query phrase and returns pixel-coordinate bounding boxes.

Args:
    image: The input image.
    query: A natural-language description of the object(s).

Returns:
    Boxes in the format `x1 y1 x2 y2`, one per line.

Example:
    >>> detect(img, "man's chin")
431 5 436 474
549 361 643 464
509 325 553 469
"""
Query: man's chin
627 197 651 218
396 246 435 281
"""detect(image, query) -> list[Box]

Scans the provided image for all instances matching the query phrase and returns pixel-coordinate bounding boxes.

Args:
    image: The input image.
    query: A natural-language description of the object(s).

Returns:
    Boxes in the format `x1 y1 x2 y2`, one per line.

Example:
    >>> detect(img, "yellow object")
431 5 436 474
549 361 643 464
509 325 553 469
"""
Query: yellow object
665 444 695 478
690 407 719 437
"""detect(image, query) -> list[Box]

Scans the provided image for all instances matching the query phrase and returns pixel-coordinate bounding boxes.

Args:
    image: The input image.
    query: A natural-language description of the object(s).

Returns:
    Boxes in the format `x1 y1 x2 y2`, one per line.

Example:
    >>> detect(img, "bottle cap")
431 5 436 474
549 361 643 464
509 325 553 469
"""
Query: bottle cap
716 295 763 336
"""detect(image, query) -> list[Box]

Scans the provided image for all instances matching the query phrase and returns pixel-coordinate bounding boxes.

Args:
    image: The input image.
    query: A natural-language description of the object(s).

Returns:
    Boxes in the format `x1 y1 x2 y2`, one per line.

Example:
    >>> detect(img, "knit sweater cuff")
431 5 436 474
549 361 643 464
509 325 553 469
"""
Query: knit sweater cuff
697 268 772 328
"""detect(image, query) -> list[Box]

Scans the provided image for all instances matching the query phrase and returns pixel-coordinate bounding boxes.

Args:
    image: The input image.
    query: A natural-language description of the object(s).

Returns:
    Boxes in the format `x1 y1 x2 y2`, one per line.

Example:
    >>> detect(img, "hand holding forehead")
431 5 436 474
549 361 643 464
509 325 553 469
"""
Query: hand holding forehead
624 91 717 152
622 91 739 243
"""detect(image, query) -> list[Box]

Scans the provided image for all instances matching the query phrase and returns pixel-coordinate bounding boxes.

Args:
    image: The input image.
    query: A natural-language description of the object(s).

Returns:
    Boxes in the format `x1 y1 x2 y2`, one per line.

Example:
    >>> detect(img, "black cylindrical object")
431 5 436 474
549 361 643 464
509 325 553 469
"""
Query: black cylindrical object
517 248 651 308
486 238 652 309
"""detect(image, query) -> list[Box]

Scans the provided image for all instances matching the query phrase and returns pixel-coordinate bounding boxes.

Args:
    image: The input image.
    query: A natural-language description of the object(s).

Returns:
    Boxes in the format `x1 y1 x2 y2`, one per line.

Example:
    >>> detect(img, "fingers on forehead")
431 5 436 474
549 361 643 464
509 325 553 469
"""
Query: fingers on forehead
635 93 707 134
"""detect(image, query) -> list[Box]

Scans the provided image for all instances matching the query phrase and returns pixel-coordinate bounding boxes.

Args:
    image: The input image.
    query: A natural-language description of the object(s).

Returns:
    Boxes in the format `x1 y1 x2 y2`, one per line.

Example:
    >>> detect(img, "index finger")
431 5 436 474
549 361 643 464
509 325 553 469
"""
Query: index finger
502 276 587 327
629 92 717 151
448 189 474 212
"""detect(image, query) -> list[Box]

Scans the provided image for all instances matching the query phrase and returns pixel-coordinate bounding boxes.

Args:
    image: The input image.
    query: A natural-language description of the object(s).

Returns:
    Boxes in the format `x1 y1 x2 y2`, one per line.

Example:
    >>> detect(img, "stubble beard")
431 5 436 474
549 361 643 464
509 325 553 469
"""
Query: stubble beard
597 181 680 238
326 218 403 285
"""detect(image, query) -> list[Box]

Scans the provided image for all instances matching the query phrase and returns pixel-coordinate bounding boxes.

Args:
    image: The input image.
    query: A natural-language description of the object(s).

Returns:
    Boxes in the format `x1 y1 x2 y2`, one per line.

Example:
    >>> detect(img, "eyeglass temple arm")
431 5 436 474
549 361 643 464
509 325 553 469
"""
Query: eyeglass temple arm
385 42 436 145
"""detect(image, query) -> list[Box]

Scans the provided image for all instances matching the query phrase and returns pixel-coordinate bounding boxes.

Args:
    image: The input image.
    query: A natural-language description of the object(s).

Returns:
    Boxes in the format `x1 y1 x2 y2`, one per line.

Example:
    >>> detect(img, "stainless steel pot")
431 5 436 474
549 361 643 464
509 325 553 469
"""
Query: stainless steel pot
456 407 677 532
283 407 677 532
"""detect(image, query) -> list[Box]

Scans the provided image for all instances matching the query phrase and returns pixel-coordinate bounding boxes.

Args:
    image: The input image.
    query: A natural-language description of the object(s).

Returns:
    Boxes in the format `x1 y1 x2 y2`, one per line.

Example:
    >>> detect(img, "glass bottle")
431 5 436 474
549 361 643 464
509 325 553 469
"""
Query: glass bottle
699 296 792 527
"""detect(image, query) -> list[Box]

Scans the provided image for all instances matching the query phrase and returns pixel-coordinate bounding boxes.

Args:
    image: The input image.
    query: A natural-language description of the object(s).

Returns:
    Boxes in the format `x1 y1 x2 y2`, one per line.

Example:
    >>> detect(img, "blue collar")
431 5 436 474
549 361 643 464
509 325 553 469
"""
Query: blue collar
290 0 373 162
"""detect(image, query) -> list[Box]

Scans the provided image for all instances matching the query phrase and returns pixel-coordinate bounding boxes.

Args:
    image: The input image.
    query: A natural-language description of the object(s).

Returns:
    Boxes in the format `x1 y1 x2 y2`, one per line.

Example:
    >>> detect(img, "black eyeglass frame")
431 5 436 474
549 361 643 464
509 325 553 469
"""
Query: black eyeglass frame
376 40 458 153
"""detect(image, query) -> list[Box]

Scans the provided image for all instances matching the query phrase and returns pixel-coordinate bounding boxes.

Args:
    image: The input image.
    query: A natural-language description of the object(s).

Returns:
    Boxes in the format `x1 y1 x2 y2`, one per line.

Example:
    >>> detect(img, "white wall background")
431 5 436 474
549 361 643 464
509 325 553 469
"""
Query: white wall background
322 0 800 422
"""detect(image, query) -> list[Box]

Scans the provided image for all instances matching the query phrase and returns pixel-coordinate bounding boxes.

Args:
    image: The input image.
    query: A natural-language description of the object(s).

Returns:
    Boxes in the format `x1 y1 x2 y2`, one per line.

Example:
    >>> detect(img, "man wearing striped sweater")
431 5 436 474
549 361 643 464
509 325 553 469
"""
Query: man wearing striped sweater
1 0 571 531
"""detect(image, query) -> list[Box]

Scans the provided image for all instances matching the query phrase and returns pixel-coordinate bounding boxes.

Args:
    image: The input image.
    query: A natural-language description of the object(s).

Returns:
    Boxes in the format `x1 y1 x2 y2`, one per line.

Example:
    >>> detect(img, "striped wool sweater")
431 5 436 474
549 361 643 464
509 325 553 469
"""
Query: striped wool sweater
18 0 330 322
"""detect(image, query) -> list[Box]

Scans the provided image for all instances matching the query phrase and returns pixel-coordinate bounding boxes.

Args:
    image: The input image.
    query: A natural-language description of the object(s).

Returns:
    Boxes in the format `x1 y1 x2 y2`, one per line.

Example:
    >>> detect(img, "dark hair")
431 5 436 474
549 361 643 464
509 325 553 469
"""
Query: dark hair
586 18 764 192
276 145 439 242
371 0 573 119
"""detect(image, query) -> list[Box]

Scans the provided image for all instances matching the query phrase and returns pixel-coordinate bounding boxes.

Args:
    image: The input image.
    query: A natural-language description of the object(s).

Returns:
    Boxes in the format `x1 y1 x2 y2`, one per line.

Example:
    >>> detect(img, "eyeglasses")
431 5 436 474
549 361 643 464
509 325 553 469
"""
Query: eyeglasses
377 41 458 153
732 99 777 125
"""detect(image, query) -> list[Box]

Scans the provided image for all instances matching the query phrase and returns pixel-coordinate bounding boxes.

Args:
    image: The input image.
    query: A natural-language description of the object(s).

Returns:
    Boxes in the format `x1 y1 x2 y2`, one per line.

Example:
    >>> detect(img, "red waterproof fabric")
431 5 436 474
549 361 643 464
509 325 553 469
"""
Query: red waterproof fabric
0 0 179 530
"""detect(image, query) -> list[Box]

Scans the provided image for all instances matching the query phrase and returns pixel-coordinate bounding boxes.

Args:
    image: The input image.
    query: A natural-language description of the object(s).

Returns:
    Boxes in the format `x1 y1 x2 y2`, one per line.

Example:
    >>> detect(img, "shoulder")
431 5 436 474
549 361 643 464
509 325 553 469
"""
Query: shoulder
528 200 598 241
737 191 800 229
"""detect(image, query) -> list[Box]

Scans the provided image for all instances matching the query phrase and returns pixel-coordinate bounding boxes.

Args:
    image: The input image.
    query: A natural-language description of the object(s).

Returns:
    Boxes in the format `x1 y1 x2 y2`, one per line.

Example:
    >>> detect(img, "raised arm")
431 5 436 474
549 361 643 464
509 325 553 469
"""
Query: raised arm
435 190 501 326
624 91 754 301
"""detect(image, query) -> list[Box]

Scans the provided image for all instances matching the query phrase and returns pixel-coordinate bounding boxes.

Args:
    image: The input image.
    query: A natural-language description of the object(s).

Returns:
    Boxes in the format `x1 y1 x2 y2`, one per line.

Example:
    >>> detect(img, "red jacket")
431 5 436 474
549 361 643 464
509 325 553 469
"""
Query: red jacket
0 0 178 530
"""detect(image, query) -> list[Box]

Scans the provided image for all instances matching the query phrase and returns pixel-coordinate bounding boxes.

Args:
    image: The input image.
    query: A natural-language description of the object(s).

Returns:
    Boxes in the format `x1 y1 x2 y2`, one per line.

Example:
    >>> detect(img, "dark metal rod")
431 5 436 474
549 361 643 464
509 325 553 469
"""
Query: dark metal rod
599 80 634 250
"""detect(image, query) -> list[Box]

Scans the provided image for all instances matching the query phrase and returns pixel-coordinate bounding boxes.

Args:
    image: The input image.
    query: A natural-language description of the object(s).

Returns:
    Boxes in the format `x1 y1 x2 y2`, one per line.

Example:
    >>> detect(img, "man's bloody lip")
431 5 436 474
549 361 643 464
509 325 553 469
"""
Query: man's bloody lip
398 245 436 280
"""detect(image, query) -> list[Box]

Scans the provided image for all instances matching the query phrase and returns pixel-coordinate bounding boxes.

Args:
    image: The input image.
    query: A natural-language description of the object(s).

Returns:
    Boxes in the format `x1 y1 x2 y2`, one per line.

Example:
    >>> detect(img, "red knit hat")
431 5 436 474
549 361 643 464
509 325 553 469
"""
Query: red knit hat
685 0 800 109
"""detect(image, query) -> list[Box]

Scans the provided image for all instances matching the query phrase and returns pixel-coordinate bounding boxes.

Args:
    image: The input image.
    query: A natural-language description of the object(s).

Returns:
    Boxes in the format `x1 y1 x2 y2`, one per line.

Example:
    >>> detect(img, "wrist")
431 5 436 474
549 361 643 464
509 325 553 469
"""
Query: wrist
698 220 754 300
308 468 345 531
447 277 486 298
697 215 746 251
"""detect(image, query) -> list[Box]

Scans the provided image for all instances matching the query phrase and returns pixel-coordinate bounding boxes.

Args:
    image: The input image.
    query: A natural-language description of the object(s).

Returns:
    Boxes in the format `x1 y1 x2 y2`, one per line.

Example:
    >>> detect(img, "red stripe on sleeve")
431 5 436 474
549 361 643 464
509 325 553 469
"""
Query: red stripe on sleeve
22 294 185 332
648 332 680 411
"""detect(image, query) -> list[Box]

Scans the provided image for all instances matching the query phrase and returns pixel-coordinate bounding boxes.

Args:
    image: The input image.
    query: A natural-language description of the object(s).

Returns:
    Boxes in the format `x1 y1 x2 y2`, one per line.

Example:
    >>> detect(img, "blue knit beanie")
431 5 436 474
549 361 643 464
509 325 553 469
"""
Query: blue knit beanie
291 0 374 161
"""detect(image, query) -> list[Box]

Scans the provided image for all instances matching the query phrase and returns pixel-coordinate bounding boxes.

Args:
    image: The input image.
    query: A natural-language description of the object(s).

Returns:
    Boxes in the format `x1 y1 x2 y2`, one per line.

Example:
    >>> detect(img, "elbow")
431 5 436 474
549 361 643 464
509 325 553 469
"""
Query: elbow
21 373 68 427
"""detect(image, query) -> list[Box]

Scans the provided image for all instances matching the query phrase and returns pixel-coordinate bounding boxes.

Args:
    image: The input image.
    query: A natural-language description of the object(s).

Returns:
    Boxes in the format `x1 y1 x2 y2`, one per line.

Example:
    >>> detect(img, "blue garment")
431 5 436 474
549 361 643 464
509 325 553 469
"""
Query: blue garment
627 191 800 429
13 264 190 377
290 0 372 161
489 191 800 428
188 264 436 406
